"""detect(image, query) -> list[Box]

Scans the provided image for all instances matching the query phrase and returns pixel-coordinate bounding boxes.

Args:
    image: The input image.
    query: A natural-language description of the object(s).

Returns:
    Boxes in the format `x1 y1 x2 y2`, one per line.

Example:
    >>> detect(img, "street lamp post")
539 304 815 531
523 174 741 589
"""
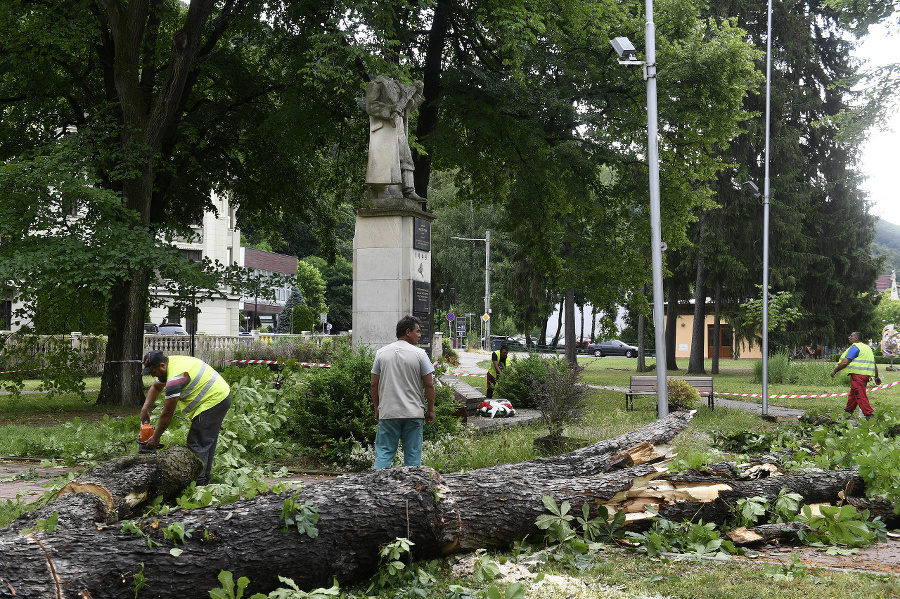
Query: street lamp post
611 0 669 418
451 231 491 350
761 0 773 416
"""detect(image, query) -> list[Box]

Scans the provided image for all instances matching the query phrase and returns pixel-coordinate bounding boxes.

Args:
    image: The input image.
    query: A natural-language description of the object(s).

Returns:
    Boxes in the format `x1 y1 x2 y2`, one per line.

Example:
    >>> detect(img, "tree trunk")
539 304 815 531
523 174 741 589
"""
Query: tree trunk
96 0 217 405
564 288 576 364
98 271 150 405
590 304 596 345
666 284 680 370
412 0 450 202
637 311 647 372
688 212 708 374
0 412 869 597
712 282 722 374
8 447 202 534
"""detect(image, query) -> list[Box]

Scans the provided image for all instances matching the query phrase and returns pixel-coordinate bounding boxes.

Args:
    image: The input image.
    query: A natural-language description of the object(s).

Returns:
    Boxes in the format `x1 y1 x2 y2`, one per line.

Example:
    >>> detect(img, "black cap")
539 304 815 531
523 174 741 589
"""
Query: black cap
141 351 166 376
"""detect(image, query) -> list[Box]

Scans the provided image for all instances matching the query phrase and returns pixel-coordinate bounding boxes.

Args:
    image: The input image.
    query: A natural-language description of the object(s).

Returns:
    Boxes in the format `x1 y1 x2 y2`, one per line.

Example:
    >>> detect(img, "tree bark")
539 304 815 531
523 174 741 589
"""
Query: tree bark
688 211 708 374
0 412 870 598
8 447 202 534
666 283 680 370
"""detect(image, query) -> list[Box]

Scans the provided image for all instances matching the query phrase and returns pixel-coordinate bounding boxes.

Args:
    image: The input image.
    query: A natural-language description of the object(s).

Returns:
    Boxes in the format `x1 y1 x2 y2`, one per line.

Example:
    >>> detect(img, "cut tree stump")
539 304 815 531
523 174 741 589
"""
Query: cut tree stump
0 411 873 598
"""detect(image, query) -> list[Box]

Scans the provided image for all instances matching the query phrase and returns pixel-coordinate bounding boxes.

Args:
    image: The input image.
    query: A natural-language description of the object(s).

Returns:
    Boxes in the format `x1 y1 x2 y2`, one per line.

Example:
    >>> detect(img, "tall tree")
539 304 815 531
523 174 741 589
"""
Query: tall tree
1 0 379 403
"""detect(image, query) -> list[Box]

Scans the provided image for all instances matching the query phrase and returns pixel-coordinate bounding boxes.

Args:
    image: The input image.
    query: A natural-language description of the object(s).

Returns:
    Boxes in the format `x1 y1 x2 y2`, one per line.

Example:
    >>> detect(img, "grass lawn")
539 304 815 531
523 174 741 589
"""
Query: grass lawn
477 354 900 416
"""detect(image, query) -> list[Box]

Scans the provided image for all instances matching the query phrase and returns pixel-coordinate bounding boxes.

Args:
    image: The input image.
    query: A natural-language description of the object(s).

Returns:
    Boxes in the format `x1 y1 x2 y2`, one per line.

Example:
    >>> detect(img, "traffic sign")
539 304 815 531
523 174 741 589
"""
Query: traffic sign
326 323 332 332
482 314 490 322
447 312 455 322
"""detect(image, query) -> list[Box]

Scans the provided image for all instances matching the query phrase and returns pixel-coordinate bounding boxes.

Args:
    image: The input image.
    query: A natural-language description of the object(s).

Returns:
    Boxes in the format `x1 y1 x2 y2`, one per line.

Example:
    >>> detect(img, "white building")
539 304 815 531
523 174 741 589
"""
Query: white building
148 193 297 335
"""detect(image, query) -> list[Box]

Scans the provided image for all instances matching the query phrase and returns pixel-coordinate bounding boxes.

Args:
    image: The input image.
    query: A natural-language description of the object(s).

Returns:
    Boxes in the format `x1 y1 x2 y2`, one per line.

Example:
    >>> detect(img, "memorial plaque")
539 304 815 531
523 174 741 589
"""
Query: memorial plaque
414 311 431 345
413 281 430 313
413 218 431 251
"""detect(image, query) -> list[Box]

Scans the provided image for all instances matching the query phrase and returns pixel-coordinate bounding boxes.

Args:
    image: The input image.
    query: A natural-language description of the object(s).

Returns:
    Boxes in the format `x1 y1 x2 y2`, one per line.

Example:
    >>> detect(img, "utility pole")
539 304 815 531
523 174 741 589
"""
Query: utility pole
451 230 491 350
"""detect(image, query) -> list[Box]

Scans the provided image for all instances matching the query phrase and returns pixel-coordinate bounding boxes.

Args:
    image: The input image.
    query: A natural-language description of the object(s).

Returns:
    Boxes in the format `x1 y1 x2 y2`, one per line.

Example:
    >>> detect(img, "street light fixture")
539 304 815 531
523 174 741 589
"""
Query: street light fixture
611 1 669 419
451 231 491 350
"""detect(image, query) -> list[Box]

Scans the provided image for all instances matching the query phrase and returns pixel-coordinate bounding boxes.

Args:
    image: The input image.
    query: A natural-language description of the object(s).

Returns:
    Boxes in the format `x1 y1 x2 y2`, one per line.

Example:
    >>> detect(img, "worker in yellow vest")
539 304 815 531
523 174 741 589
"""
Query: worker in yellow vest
140 351 232 485
487 344 509 399
831 331 881 420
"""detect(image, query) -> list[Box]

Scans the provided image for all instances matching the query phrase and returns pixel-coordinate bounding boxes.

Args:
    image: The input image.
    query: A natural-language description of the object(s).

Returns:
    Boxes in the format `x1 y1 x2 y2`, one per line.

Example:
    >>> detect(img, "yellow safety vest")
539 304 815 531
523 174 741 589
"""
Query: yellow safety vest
840 342 877 376
166 356 231 419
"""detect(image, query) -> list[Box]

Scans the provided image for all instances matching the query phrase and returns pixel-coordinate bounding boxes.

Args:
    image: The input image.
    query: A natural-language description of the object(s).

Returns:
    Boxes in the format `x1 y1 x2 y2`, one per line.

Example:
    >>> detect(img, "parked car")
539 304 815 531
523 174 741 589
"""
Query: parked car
587 339 638 358
147 322 189 335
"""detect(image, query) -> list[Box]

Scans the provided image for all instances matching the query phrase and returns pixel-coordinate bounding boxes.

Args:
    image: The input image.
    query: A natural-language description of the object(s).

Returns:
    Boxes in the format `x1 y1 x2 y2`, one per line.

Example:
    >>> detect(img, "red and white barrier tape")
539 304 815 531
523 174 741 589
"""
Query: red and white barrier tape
0 360 142 377
447 371 487 378
710 380 900 400
224 359 330 368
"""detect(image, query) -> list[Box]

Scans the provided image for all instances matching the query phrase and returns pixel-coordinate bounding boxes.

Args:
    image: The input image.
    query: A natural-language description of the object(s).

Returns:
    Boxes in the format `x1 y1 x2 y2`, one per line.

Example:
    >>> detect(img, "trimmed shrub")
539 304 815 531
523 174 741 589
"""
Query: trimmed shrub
491 353 551 408
667 379 701 411
530 359 589 439
281 344 460 465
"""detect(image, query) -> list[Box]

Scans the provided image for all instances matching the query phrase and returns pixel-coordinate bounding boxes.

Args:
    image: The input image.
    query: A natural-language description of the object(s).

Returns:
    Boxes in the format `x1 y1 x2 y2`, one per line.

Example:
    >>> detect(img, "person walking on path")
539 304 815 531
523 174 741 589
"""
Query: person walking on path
140 351 232 485
831 331 881 420
370 316 436 468
487 344 509 399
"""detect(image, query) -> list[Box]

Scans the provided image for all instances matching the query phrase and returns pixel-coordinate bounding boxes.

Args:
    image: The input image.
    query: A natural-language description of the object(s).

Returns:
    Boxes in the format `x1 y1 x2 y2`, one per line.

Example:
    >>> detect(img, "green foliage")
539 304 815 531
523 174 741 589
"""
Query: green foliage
732 496 768 528
209 570 266 599
812 415 900 510
295 260 328 318
281 493 320 538
733 289 804 350
535 495 577 544
626 510 740 558
282 345 459 464
491 353 548 408
281 344 377 458
536 496 625 547
293 306 316 335
578 502 626 544
796 504 886 549
762 554 808 582
364 537 440 597
132 563 146 598
471 549 501 584
667 379 701 411
531 358 589 439
275 288 307 334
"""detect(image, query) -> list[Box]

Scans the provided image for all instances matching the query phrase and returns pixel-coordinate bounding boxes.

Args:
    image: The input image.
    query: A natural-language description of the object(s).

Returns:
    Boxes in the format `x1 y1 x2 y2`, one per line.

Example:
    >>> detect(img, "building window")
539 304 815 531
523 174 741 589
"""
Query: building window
183 250 202 262
0 300 11 330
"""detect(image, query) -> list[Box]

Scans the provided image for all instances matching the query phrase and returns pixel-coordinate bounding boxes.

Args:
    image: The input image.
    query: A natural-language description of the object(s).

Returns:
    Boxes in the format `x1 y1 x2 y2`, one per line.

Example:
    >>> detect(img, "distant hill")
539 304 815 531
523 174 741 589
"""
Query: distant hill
874 218 900 274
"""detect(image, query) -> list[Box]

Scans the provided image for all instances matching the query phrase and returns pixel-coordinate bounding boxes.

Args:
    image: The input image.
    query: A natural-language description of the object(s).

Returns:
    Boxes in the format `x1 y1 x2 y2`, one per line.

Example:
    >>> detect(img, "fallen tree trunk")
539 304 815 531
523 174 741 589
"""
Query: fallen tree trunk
6 446 202 533
0 411 868 598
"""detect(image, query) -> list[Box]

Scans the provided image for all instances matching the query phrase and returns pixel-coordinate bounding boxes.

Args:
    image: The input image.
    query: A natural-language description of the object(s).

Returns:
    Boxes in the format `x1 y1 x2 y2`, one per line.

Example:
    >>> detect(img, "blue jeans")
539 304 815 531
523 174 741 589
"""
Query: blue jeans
374 418 424 468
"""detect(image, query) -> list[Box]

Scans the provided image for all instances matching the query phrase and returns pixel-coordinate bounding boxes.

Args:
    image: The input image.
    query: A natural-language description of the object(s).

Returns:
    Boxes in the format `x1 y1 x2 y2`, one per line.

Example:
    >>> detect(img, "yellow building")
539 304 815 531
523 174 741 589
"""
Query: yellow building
665 303 763 361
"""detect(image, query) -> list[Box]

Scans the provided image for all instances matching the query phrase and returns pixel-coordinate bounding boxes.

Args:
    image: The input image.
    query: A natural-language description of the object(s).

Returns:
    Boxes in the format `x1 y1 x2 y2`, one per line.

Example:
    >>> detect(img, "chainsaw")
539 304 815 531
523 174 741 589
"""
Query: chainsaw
137 423 164 454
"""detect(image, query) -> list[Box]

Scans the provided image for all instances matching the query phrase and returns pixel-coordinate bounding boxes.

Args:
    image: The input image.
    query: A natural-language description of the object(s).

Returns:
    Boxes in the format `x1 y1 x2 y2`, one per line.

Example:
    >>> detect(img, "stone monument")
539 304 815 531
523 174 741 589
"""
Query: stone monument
353 76 434 354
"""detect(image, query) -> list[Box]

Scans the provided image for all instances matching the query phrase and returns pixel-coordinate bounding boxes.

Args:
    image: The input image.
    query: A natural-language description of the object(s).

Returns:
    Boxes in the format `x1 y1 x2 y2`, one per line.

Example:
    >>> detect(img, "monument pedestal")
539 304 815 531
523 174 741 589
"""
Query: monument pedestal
352 207 434 354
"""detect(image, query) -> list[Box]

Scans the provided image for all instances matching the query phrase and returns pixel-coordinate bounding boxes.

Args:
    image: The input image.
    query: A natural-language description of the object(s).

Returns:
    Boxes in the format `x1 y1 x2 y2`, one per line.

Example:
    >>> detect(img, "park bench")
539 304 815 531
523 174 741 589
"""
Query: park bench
625 375 715 411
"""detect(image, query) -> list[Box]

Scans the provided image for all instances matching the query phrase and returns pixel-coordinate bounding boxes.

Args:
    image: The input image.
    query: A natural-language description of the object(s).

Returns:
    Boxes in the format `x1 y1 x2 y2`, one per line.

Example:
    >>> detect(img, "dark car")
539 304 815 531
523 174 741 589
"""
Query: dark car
587 339 638 358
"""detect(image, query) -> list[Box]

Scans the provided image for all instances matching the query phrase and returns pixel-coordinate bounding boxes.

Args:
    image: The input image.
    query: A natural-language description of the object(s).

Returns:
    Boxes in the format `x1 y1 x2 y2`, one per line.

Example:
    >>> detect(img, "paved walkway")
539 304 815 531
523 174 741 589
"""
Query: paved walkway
449 349 806 420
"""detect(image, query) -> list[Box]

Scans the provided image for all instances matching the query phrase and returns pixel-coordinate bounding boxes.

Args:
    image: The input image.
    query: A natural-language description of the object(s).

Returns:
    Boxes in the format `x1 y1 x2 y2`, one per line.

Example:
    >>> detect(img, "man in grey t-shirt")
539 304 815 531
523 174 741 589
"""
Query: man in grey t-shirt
370 315 436 468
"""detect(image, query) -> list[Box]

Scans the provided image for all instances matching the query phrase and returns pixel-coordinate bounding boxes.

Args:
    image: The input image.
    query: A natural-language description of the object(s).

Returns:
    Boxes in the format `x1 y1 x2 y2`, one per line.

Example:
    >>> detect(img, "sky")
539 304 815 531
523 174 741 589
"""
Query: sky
853 23 900 226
